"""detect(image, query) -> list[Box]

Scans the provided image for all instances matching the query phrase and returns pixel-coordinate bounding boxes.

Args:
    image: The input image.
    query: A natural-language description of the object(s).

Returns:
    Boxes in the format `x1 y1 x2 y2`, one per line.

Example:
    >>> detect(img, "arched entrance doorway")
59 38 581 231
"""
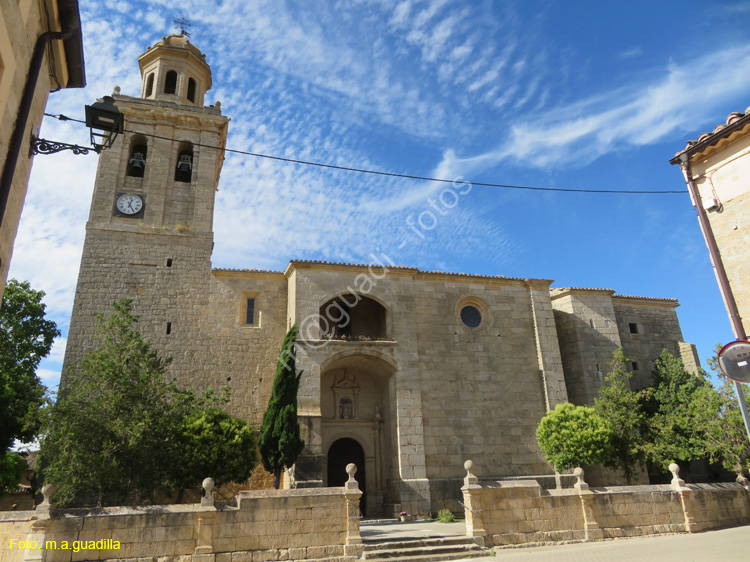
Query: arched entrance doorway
328 438 366 515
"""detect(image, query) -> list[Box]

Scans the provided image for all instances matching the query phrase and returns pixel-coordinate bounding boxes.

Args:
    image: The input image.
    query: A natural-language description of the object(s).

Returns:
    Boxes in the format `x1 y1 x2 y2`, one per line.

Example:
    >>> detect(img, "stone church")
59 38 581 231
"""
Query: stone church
62 35 700 517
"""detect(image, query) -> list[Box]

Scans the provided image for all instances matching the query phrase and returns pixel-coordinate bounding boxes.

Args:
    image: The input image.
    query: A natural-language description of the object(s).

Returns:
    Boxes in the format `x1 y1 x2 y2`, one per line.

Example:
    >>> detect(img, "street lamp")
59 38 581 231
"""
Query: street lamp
30 96 123 156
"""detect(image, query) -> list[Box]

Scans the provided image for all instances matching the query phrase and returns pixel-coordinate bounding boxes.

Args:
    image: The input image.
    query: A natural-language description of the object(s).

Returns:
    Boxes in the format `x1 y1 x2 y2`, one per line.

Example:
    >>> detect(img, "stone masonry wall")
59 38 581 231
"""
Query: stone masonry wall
414 279 556 481
692 131 750 333
551 290 622 406
612 298 685 390
62 228 214 391
461 463 750 547
206 271 288 424
0 483 363 562
0 0 56 298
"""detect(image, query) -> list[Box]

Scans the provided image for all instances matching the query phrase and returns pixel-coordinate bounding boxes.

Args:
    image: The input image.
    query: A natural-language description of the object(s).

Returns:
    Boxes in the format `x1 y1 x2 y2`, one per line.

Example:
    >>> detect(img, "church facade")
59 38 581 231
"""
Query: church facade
63 36 700 517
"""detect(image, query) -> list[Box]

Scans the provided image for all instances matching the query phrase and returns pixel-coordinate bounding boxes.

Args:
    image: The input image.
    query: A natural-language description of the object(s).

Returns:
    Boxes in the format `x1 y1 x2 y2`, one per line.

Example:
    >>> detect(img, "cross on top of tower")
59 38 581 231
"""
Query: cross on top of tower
173 13 192 38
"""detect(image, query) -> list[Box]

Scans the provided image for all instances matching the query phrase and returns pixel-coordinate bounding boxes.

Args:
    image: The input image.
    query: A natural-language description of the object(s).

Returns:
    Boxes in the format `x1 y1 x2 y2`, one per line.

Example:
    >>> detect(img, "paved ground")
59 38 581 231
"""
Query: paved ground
360 520 750 561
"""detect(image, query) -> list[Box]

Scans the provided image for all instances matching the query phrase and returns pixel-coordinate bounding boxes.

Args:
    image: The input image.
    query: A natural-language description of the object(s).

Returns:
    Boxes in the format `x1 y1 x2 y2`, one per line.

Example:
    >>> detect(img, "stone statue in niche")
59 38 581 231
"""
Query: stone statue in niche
339 397 353 419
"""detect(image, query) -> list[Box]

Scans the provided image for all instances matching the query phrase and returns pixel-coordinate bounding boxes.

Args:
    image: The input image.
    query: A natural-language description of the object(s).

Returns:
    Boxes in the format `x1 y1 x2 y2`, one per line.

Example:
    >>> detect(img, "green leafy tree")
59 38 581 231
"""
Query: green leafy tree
0 279 59 490
40 300 188 506
0 280 59 450
690 344 750 476
537 402 614 471
641 350 709 467
41 301 256 506
594 349 647 483
0 453 28 493
175 407 257 500
259 324 305 489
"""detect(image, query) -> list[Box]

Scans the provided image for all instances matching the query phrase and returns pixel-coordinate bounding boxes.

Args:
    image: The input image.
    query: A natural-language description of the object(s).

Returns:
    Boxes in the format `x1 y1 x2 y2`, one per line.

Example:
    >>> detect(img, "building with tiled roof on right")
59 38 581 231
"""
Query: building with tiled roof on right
670 106 750 336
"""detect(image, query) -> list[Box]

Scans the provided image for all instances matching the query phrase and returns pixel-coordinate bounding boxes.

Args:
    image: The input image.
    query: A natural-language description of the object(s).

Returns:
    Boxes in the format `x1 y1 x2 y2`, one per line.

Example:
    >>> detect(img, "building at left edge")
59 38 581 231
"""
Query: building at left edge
0 0 85 299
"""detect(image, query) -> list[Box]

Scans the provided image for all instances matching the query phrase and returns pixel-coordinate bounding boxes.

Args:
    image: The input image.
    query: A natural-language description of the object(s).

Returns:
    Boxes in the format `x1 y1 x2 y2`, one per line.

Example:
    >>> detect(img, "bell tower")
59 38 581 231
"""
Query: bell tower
62 35 229 387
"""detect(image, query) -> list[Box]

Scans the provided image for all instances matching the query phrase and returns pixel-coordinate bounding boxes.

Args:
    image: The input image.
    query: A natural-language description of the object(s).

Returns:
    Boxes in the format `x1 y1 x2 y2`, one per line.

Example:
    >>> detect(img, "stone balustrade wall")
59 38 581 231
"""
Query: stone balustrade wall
0 472 363 562
461 461 750 547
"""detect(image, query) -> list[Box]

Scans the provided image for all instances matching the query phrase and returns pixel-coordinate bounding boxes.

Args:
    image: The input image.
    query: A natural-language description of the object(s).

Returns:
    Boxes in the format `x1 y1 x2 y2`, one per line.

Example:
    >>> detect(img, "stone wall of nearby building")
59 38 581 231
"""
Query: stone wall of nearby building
689 128 750 333
461 462 750 548
0 0 76 297
0 476 363 562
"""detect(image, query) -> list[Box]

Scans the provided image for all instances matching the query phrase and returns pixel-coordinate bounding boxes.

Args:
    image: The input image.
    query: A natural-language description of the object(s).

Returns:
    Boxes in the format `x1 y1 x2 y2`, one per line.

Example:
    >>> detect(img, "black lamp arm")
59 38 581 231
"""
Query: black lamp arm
29 136 100 156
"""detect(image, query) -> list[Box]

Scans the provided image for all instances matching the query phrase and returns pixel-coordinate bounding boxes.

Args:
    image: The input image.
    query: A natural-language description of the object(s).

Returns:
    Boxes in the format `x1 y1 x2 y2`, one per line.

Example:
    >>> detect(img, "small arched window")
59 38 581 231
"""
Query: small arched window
145 73 154 97
164 70 177 94
175 143 193 183
127 136 148 178
187 78 196 103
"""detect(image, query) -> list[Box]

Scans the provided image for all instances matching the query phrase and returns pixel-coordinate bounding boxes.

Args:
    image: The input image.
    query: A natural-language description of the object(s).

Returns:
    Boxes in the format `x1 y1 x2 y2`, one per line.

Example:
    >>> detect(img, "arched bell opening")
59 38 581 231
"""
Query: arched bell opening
126 135 148 178
164 70 178 94
144 73 154 98
187 78 197 103
174 142 194 183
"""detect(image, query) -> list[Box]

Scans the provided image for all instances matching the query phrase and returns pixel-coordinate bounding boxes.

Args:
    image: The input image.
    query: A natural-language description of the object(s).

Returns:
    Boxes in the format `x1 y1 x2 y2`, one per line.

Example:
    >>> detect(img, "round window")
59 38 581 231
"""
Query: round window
460 305 482 328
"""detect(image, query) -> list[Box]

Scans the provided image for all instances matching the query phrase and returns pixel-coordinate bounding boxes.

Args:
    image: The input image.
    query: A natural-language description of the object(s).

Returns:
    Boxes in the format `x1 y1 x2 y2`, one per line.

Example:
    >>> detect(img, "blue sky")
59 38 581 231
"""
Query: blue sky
10 0 750 393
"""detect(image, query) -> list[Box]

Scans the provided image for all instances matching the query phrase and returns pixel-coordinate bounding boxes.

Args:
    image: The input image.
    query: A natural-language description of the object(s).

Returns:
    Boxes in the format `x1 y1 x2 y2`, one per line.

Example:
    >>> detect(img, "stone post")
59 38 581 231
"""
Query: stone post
343 463 364 559
573 468 602 541
737 471 750 520
23 484 55 562
194 477 217 561
460 460 487 547
669 463 695 533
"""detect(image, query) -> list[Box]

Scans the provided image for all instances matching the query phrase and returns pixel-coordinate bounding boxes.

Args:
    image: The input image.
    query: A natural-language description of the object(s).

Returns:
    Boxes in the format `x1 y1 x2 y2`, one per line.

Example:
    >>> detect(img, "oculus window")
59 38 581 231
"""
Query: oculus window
460 305 482 328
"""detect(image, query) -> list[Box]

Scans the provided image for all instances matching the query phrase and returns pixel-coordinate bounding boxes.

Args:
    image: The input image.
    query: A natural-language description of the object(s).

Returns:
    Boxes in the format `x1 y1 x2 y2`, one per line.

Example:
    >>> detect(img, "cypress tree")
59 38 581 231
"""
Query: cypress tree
259 324 305 489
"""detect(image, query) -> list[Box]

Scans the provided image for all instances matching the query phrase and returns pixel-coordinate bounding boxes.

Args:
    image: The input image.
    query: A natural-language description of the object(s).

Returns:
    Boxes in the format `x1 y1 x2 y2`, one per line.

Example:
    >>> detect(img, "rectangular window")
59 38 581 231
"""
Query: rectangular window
629 323 639 334
631 361 639 371
246 298 255 325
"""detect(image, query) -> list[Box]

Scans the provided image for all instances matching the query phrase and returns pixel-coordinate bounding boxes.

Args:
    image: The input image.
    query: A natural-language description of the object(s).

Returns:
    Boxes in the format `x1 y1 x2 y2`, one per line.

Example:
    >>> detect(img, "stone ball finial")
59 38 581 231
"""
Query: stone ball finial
35 483 56 516
41 483 55 504
573 467 589 491
669 463 686 491
113 85 121 95
346 463 357 481
215 101 221 109
201 477 215 507
463 460 479 488
344 463 359 492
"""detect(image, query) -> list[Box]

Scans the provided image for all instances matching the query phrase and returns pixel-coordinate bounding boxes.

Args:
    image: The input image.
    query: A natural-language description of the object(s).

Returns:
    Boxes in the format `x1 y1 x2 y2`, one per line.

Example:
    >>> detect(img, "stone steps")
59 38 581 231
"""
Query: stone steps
361 536 487 561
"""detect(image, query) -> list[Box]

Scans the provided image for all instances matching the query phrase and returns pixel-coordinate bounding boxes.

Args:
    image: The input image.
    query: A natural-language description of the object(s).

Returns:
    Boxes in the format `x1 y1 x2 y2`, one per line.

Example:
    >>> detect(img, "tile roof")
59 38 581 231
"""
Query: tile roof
551 287 678 303
214 260 531 282
672 105 750 162
612 294 678 303
213 268 284 274
289 259 528 281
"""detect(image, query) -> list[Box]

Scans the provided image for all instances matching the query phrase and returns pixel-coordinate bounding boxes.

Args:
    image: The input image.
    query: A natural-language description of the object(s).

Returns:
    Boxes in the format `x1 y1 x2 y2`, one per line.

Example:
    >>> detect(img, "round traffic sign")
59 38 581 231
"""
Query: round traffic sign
718 340 750 384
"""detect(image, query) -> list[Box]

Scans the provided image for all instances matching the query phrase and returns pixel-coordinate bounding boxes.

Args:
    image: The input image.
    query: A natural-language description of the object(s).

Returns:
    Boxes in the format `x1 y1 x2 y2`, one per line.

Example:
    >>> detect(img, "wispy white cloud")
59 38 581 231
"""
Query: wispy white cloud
618 46 644 60
418 43 750 186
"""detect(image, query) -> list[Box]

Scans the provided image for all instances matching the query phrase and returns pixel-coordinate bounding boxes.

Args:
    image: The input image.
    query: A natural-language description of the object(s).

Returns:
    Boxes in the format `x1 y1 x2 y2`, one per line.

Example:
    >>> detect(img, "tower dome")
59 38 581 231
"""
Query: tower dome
138 34 212 106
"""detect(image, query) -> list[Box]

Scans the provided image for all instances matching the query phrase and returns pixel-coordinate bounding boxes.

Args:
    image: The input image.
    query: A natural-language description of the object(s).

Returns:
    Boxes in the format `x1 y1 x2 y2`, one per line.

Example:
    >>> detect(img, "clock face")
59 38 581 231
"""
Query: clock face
115 194 144 216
